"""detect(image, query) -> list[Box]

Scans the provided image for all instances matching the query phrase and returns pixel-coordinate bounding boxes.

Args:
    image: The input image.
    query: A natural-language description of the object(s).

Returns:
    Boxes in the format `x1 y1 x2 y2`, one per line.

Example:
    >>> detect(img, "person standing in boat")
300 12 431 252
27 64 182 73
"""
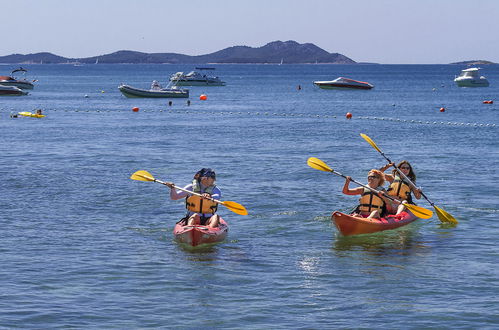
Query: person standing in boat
342 169 390 219
164 168 221 227
380 160 422 215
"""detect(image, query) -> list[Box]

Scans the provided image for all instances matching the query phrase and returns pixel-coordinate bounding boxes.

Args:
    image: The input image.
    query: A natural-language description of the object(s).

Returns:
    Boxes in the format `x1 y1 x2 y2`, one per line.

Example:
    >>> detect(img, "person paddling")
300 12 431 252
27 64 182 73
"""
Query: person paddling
342 169 391 219
164 168 221 227
380 160 422 215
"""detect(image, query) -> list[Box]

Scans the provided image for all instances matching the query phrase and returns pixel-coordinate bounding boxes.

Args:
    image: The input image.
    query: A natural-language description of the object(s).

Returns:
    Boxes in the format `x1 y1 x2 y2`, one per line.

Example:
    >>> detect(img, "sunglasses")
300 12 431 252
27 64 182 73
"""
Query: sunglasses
399 166 410 170
367 175 379 179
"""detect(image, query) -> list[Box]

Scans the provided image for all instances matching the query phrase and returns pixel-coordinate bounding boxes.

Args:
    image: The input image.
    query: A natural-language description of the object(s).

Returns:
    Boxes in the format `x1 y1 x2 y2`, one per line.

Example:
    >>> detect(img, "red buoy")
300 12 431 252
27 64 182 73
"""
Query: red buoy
132 107 139 112
439 107 445 112
346 112 352 119
200 94 207 101
483 100 493 104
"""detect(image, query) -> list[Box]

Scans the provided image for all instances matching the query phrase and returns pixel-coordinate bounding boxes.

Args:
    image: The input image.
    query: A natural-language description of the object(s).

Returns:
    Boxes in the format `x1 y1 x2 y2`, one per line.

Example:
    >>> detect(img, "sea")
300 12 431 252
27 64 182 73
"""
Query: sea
1 63 498 329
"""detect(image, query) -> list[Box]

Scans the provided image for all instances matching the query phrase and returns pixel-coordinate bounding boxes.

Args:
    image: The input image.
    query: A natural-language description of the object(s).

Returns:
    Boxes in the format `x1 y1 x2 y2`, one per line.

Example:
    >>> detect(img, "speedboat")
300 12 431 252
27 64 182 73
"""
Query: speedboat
170 68 225 86
0 84 28 96
0 67 35 89
118 80 189 98
313 77 374 90
454 67 489 87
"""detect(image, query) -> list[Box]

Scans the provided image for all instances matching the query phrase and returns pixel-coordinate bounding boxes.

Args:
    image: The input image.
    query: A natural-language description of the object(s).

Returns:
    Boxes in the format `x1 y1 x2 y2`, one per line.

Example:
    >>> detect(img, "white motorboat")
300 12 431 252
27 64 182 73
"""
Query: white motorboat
170 68 225 86
0 84 28 96
454 67 489 87
313 77 374 90
118 80 189 98
0 67 35 90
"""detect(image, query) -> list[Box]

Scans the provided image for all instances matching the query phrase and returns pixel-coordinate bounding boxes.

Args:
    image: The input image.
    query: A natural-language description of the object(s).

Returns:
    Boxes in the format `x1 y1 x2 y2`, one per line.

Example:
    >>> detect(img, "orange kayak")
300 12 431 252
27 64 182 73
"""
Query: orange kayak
173 218 228 247
331 211 419 236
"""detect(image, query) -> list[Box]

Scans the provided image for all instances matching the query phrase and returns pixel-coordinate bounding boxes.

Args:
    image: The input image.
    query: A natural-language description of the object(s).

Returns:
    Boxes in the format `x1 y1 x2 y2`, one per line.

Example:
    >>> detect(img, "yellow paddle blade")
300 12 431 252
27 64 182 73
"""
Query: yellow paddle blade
221 201 248 216
360 133 382 153
434 205 458 224
130 170 155 182
404 203 433 219
307 157 333 172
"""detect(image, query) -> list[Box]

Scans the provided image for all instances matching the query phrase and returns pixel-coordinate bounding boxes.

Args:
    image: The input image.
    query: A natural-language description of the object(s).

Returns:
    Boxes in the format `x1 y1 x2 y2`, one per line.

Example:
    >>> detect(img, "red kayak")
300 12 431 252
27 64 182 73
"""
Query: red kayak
331 211 419 236
173 218 228 247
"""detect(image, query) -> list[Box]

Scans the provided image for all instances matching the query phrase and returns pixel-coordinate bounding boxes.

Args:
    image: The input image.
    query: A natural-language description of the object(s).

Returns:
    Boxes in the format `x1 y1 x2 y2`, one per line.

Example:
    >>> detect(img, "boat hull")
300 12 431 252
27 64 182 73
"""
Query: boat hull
118 84 189 98
454 79 489 87
331 211 419 236
173 218 228 246
170 79 225 86
314 82 373 90
0 85 28 96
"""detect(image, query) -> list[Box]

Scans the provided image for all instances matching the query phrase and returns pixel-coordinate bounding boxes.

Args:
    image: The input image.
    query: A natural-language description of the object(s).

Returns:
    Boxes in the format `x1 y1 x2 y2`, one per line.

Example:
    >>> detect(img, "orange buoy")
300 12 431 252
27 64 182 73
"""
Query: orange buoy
346 112 352 119
439 107 445 112
483 100 493 104
199 94 207 101
132 107 139 112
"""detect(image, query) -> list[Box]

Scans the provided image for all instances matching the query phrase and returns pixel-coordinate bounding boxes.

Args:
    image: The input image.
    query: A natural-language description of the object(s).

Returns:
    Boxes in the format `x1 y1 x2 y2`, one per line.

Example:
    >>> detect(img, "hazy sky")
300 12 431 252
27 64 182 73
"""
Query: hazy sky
4 0 499 64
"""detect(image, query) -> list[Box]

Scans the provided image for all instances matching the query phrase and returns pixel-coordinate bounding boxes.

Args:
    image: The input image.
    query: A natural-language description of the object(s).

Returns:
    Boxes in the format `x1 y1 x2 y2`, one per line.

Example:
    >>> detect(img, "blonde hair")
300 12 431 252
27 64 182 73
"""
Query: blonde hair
368 169 385 186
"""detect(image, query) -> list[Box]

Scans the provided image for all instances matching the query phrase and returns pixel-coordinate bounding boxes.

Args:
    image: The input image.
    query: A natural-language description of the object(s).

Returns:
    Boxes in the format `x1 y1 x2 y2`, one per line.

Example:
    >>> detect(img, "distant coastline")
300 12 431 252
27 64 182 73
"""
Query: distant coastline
1 41 497 65
0 40 356 65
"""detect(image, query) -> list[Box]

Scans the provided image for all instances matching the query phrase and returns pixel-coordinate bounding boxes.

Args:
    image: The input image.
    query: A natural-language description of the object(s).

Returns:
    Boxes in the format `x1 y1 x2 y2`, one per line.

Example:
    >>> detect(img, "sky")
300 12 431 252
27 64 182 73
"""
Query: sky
3 0 499 64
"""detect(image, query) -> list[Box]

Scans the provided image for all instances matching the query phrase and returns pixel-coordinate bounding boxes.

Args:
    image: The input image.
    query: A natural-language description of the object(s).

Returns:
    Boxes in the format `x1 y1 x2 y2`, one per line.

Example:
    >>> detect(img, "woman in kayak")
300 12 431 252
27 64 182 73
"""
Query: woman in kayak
380 161 422 215
164 168 221 227
342 169 391 219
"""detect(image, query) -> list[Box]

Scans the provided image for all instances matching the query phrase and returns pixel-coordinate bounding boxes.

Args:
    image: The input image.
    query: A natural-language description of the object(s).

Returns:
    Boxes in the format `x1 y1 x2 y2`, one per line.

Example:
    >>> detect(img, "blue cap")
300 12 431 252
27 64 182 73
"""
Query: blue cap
201 168 216 178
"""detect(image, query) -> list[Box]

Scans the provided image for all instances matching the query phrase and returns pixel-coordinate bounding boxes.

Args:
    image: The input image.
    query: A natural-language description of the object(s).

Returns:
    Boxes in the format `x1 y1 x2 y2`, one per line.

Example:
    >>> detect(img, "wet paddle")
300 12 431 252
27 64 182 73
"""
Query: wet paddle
307 157 434 219
130 170 248 215
360 133 458 224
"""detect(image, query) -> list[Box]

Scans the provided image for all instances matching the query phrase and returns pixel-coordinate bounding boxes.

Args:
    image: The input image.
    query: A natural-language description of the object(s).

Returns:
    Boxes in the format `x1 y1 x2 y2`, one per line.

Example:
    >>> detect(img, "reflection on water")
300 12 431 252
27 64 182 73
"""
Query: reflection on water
332 224 429 257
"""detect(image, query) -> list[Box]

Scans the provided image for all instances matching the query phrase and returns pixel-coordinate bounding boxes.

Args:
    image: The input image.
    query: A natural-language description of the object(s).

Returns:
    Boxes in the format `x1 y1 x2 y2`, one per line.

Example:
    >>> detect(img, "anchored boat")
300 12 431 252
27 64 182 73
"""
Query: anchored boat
454 67 489 87
118 80 189 98
0 67 35 90
314 77 374 90
170 68 225 86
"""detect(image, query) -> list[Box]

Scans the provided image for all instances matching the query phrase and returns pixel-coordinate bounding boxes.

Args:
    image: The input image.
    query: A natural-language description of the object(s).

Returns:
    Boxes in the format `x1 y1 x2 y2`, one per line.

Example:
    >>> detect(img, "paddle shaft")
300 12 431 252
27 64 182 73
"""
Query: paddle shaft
378 151 436 207
152 177 226 206
330 168 404 206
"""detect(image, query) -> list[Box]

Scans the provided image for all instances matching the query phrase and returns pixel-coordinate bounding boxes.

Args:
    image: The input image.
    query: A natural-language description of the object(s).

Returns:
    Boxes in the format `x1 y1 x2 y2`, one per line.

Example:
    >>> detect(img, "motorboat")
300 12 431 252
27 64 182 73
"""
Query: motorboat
170 68 225 86
0 84 28 96
454 67 489 87
313 77 374 90
0 67 35 89
118 80 189 98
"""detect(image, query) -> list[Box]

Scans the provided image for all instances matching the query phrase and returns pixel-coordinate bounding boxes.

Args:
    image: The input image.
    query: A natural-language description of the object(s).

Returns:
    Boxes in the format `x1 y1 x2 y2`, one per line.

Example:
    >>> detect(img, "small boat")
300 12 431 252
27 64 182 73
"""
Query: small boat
173 218 228 247
0 67 35 89
118 80 189 98
454 67 489 87
314 77 374 90
18 111 45 118
170 68 225 86
331 211 419 236
0 84 28 96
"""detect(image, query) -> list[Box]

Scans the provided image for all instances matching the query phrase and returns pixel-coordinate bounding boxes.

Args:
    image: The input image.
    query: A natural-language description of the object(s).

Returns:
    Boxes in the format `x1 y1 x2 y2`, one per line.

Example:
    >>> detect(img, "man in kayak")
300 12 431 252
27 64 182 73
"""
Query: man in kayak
164 168 221 228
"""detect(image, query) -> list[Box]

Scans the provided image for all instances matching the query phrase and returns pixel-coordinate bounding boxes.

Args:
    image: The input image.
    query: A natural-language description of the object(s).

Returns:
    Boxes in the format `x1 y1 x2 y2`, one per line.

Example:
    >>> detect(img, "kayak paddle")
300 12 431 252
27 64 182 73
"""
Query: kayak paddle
360 133 458 224
130 170 248 215
307 157 434 219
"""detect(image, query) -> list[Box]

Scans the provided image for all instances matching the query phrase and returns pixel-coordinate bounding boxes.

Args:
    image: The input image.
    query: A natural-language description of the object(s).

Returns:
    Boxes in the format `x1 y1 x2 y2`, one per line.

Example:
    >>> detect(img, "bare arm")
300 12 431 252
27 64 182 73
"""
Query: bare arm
342 177 364 195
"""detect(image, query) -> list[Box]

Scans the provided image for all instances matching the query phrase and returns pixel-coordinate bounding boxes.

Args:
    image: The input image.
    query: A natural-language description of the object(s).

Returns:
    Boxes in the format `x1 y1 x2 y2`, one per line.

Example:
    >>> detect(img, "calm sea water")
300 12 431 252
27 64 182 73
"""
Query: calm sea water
1 64 498 328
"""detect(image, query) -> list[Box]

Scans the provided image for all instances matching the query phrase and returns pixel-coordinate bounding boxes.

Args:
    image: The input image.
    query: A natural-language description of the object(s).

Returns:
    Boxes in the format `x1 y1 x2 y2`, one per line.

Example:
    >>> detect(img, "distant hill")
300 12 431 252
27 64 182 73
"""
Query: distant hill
450 60 497 65
0 41 356 64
